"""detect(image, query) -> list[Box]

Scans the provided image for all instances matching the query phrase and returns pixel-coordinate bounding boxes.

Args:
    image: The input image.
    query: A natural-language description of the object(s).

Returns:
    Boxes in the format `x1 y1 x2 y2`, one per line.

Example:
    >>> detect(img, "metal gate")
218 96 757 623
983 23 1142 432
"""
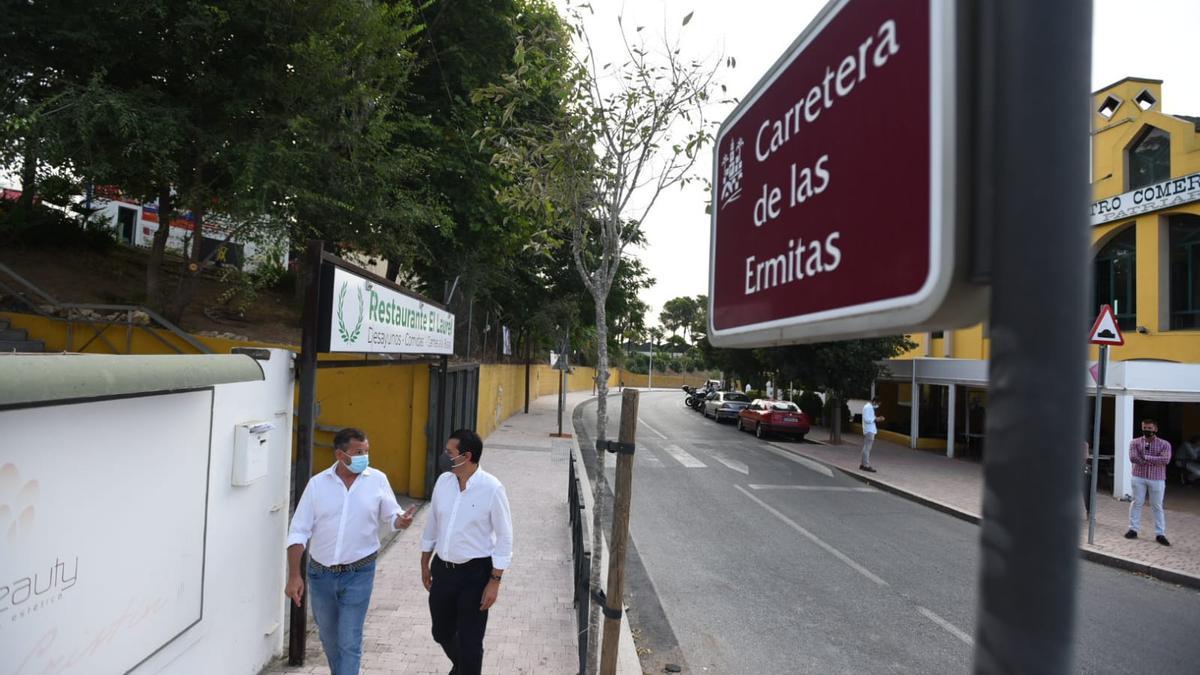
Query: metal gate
425 362 480 494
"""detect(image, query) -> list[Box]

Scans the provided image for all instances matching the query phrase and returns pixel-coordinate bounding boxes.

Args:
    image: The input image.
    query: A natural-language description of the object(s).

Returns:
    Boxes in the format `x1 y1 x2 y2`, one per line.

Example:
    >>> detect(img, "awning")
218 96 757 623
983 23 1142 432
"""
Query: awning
0 353 265 407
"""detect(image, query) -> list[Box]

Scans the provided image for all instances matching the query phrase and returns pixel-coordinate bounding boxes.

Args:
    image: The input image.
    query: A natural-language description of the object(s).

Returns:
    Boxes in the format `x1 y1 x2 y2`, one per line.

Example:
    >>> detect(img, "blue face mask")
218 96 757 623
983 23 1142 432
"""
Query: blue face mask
347 454 369 474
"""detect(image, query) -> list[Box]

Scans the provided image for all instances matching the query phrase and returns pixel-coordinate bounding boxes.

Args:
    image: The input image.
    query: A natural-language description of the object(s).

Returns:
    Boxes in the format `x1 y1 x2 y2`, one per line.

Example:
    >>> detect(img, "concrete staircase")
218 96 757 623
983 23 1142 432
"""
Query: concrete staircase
0 317 45 352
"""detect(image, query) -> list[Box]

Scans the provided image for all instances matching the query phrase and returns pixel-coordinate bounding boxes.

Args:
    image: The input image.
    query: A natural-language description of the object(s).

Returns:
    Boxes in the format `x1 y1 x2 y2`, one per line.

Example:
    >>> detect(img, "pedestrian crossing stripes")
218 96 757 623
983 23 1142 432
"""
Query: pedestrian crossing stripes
661 443 707 468
711 455 749 475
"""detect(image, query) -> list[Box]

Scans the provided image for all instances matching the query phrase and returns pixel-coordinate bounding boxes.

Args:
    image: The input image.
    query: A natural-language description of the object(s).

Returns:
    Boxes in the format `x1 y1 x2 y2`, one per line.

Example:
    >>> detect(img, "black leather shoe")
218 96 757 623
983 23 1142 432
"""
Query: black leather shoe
1156 535 1171 546
1124 529 1138 539
859 465 877 473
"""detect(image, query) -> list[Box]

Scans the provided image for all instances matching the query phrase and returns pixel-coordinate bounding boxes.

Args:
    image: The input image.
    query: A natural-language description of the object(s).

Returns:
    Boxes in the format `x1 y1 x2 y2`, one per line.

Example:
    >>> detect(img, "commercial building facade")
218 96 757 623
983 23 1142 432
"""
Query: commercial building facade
875 77 1200 498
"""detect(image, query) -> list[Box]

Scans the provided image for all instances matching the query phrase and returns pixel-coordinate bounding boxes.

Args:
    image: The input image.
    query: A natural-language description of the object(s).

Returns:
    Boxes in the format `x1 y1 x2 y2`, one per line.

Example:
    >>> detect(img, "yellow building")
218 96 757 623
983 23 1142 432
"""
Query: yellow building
875 77 1200 498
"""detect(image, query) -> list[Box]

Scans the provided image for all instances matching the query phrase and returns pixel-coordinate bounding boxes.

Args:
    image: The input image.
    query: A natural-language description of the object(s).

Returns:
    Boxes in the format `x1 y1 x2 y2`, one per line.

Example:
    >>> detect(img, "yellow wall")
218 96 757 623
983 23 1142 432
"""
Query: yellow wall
308 364 425 495
897 77 1200 366
615 371 704 390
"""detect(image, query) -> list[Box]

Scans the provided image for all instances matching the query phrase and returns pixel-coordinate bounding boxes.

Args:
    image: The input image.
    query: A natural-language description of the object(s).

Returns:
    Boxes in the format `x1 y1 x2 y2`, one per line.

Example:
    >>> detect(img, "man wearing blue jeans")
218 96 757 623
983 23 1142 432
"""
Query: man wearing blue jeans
1124 419 1173 546
286 427 414 674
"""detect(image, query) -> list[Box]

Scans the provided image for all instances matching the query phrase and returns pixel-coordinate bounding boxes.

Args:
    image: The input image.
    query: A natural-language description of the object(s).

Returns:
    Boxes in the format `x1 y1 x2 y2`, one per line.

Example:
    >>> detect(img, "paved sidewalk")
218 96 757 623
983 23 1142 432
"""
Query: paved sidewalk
790 427 1200 586
263 391 628 675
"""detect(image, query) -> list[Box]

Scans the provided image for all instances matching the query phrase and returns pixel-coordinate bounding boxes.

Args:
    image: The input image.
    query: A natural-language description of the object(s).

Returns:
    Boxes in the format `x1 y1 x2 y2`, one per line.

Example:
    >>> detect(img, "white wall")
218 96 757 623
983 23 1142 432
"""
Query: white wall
133 349 296 675
0 350 295 675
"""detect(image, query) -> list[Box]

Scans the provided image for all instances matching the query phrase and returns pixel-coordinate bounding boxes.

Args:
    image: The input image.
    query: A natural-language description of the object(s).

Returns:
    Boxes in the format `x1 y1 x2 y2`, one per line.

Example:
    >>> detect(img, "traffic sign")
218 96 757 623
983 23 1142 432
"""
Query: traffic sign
708 0 986 347
1088 304 1124 346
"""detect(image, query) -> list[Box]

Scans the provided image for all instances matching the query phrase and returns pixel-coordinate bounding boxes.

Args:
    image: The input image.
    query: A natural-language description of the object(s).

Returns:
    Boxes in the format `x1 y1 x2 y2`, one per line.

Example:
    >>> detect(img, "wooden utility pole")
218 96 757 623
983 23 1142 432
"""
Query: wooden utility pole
600 388 638 674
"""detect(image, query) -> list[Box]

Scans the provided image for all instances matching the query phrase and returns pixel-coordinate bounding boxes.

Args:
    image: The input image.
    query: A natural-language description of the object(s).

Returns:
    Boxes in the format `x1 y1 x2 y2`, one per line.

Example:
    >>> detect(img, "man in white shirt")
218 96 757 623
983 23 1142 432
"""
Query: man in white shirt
285 427 414 675
861 397 885 473
421 429 514 675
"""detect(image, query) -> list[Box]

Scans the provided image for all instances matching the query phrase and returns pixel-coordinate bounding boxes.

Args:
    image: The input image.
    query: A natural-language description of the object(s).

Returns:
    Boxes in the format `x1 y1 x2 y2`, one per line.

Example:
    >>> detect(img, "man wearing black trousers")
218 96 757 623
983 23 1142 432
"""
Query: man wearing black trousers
421 429 514 675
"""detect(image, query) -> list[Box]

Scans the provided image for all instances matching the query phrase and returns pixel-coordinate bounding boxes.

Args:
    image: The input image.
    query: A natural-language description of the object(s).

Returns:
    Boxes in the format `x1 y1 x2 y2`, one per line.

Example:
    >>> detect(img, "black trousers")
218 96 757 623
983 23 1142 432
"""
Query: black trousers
429 555 492 675
1083 470 1093 514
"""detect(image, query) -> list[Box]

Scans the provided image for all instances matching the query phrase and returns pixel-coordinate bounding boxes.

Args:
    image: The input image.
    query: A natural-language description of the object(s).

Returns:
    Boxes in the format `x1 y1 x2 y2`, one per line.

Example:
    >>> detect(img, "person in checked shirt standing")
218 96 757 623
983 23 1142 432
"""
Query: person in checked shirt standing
1124 418 1172 546
421 429 514 675
285 427 414 675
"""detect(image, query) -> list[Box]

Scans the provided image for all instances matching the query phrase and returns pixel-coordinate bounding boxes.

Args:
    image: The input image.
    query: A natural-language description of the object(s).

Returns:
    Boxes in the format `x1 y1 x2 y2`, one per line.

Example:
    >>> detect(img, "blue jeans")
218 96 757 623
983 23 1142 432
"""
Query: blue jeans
308 559 376 675
1129 476 1167 536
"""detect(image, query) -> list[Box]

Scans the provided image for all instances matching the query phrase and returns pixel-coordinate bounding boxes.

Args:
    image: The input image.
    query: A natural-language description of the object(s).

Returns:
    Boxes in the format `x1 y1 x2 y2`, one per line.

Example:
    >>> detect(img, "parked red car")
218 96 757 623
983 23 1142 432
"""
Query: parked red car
737 399 811 440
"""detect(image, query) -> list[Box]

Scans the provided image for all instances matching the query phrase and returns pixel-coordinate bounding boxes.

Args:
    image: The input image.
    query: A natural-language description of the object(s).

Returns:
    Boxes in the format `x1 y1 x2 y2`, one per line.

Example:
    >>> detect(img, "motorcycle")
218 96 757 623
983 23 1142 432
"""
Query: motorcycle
684 386 709 411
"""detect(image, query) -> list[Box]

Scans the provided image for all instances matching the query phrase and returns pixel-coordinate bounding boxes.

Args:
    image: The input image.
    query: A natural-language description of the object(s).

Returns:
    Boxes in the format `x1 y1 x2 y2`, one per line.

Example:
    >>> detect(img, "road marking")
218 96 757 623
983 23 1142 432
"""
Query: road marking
662 444 707 468
762 443 834 477
735 484 887 586
917 606 974 646
712 455 749 475
747 484 876 492
640 452 664 467
639 418 669 439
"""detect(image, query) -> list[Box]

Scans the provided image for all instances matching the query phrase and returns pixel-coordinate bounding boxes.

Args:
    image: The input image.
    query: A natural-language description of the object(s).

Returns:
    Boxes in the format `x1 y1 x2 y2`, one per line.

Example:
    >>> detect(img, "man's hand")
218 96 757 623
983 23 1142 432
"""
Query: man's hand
480 579 500 610
285 574 305 607
394 507 414 530
422 566 433 592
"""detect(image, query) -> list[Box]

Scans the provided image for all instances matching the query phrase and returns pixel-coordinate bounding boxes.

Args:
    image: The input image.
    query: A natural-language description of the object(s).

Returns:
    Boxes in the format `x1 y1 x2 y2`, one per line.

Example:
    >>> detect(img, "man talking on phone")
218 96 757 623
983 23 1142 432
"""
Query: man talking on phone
1125 418 1172 546
285 427 415 675
421 429 514 675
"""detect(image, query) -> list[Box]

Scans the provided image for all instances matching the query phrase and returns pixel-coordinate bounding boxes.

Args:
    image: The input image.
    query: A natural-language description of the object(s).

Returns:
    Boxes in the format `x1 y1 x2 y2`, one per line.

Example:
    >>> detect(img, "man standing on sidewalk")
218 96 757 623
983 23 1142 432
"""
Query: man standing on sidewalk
285 427 414 675
1124 419 1172 546
860 397 884 472
421 429 514 675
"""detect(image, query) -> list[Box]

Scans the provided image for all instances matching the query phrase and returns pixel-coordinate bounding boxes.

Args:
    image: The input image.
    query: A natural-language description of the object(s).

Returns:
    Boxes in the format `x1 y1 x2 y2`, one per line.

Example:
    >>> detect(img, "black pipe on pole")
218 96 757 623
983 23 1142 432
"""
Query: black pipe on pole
524 334 531 414
972 2 1091 672
289 239 324 665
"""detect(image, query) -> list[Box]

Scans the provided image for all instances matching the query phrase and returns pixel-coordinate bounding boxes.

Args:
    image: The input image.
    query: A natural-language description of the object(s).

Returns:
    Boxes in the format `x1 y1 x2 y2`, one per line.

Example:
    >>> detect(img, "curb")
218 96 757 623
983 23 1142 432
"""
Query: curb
773 443 1200 591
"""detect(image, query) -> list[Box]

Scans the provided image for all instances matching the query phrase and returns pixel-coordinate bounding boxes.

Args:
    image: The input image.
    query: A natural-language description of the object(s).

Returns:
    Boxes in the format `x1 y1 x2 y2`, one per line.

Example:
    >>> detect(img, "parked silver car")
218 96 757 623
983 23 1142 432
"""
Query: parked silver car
703 391 752 422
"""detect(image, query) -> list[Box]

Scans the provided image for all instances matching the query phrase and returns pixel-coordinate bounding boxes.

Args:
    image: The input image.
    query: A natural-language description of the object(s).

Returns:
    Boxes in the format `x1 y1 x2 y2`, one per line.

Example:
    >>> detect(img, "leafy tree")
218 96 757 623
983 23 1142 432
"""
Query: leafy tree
660 295 700 343
476 9 720 657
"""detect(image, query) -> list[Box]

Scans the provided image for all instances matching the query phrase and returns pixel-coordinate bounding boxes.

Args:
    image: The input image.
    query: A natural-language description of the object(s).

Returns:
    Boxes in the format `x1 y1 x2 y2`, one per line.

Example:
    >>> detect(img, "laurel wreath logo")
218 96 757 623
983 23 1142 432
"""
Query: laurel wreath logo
337 281 364 343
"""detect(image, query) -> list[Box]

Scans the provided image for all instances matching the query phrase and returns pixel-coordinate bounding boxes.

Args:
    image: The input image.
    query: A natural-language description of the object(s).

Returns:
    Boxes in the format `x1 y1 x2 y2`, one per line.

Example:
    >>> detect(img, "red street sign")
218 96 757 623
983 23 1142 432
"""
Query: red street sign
1088 304 1124 346
708 0 985 347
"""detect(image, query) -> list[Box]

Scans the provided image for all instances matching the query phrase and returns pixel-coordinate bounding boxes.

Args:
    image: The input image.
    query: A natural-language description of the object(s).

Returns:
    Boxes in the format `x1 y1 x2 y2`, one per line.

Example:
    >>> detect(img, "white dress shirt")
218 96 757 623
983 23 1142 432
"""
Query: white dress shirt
287 463 405 566
421 468 514 569
862 403 878 434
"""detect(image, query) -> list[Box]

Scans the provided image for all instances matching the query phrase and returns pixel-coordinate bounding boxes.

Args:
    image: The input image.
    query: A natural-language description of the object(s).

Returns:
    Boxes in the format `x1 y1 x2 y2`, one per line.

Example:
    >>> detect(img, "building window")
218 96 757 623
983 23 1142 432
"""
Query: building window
1134 89 1157 111
1170 214 1200 330
1127 126 1170 190
1094 227 1136 330
1097 95 1121 120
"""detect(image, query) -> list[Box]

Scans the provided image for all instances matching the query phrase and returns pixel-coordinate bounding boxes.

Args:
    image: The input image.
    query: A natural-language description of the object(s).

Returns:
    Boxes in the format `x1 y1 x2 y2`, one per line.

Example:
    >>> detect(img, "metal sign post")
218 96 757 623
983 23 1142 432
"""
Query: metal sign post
289 239 323 665
972 1 1091 672
1088 345 1107 544
1087 304 1124 544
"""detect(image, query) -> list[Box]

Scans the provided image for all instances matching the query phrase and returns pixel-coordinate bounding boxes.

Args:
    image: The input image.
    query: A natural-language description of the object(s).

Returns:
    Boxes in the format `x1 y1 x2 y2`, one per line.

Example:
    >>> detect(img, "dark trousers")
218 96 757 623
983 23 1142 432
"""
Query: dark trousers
429 556 492 675
1083 470 1093 515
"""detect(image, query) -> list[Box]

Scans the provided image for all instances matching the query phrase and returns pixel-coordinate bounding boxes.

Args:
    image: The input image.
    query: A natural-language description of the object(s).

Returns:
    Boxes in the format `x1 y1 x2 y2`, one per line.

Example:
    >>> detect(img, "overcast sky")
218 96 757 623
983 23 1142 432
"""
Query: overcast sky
558 0 1200 327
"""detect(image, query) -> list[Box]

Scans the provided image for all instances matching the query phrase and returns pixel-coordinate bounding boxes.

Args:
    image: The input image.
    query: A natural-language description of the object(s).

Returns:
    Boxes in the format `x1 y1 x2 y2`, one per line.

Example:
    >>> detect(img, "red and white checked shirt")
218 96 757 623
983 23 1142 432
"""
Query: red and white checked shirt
1130 436 1172 481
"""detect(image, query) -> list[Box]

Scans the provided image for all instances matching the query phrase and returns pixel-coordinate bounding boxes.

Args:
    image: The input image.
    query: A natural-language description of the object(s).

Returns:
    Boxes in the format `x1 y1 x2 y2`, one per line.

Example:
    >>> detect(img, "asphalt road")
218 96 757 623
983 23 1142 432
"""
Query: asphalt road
575 390 1200 674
